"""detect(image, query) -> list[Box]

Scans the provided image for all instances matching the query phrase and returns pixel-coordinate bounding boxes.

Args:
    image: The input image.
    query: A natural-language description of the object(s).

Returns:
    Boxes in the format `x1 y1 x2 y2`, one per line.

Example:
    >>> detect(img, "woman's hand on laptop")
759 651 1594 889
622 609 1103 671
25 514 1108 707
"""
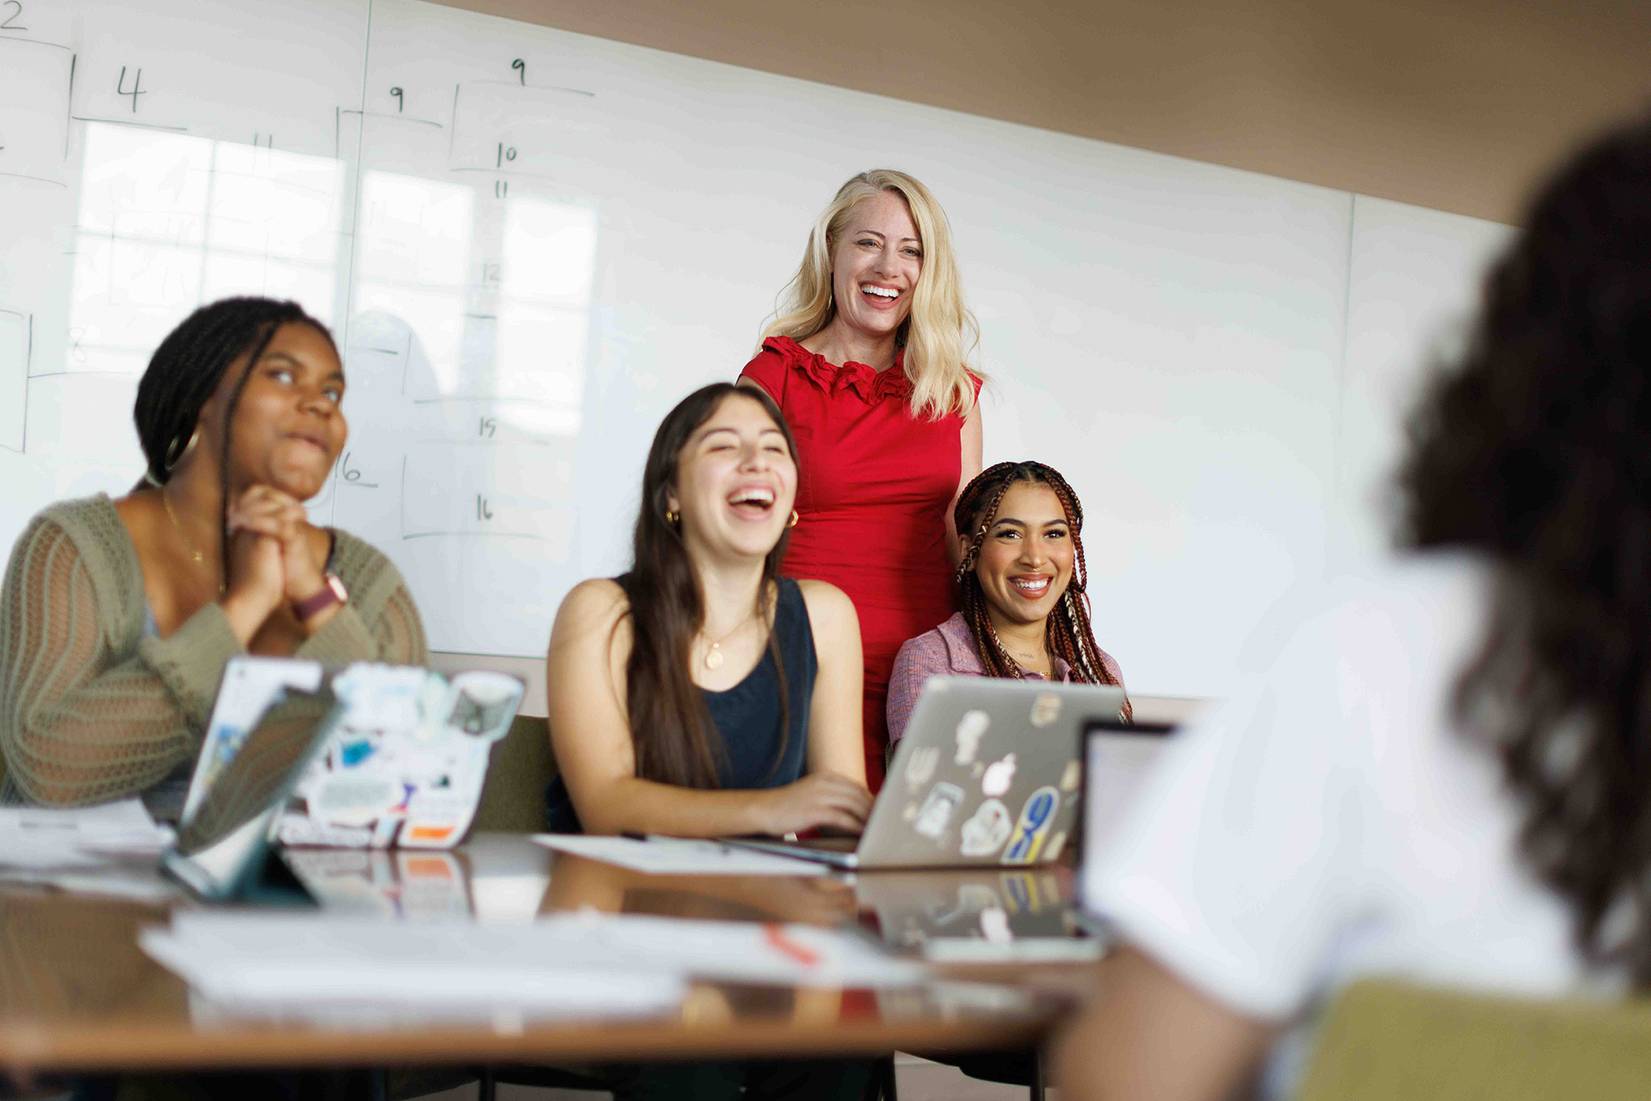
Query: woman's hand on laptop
753 773 873 837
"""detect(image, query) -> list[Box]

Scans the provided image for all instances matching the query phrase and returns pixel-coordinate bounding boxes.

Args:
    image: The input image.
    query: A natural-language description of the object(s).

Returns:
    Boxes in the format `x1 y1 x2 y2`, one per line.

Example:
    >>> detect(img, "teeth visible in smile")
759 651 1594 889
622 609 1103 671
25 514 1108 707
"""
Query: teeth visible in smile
862 285 898 299
1012 578 1050 593
729 487 775 506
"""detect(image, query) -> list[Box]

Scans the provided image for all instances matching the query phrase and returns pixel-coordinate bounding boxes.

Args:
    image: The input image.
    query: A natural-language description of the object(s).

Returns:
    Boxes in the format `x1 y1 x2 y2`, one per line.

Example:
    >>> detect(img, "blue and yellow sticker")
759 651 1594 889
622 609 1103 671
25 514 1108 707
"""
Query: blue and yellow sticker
1004 785 1060 864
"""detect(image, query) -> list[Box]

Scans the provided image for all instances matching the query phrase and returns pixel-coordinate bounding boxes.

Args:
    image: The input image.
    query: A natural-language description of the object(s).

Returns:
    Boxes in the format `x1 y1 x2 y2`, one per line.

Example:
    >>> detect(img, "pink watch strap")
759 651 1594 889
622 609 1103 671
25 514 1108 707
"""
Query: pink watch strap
294 574 347 622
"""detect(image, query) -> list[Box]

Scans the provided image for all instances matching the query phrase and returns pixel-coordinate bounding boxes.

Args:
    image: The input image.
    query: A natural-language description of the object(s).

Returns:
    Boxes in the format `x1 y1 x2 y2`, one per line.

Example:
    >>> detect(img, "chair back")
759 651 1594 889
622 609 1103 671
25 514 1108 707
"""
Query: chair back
1295 979 1651 1101
469 715 557 834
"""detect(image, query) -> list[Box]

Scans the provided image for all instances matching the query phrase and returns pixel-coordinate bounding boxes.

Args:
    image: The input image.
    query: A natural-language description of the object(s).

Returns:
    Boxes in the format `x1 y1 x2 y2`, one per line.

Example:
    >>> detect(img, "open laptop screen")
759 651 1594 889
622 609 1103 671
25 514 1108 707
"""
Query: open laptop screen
1080 719 1175 866
165 662 338 900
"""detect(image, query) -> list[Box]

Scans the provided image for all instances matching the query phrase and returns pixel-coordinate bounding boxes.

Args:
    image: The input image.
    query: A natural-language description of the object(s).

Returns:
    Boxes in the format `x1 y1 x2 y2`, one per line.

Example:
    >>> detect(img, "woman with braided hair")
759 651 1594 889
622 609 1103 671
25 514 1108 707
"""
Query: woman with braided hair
0 297 426 814
886 460 1129 745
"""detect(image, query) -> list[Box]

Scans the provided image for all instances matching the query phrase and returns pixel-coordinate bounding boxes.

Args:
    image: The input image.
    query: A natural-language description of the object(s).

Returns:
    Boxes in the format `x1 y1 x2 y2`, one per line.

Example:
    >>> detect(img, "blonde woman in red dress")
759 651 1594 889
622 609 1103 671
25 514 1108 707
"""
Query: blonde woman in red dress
740 170 982 791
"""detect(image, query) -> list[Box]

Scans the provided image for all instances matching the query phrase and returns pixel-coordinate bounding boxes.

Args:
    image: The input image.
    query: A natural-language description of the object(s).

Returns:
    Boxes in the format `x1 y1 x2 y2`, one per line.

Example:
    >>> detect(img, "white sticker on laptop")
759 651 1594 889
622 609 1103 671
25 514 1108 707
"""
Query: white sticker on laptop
913 782 963 840
981 753 1018 797
1029 692 1062 728
905 745 939 790
954 710 989 764
1059 759 1081 792
959 798 1012 857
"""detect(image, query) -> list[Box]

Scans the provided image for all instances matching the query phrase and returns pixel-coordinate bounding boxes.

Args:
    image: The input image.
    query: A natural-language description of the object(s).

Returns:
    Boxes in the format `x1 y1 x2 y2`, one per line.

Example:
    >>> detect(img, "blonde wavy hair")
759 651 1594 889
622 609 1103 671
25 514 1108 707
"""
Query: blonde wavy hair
766 169 981 419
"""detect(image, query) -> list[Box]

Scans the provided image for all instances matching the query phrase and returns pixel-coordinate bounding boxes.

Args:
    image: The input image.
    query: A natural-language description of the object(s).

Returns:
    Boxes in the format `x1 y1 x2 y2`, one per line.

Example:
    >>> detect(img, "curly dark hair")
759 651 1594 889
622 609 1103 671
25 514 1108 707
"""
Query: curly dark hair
954 460 1131 719
1398 112 1651 986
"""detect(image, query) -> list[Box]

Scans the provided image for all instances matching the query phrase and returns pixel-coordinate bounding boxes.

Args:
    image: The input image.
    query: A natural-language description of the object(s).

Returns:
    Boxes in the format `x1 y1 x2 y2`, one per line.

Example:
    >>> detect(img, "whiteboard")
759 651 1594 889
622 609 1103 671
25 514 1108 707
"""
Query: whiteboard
0 0 1511 699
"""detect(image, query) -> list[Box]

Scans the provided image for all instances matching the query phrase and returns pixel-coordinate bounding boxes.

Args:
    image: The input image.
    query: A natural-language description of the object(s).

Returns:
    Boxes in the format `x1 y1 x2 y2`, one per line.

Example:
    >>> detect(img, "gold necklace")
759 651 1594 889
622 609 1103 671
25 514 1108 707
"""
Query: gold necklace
699 610 758 670
160 489 224 593
1004 642 1051 673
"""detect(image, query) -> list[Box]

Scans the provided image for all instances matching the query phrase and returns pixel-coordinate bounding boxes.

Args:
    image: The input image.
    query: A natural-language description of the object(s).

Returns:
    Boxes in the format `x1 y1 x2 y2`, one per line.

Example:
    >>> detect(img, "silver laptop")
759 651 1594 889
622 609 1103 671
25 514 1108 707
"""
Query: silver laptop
728 676 1125 869
163 658 342 901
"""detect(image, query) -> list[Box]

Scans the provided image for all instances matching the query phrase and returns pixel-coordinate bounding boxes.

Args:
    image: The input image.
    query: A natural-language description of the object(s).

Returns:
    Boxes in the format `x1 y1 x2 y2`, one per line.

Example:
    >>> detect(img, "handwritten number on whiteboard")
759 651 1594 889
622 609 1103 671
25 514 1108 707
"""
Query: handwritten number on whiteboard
494 180 508 199
477 495 494 521
511 58 525 85
1 2 27 30
390 86 404 113
479 417 498 438
496 142 517 167
117 65 146 113
338 451 379 488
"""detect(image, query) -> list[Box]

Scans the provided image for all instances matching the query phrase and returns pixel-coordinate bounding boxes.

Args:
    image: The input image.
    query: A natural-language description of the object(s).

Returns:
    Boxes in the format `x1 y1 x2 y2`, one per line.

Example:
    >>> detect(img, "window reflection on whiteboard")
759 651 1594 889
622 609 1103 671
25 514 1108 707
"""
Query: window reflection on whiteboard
354 172 594 418
68 123 345 376
344 171 594 558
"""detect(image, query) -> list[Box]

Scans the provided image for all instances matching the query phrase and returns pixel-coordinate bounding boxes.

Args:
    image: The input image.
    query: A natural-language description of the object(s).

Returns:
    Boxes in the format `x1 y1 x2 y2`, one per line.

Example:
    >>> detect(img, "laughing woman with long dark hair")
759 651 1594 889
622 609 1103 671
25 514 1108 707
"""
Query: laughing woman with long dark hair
544 382 870 839
541 382 874 1101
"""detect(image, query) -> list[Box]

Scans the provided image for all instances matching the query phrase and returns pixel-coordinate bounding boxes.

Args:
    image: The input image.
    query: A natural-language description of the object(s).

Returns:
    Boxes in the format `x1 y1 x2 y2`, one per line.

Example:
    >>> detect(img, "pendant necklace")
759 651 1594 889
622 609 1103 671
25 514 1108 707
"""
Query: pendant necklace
161 488 225 594
700 610 757 670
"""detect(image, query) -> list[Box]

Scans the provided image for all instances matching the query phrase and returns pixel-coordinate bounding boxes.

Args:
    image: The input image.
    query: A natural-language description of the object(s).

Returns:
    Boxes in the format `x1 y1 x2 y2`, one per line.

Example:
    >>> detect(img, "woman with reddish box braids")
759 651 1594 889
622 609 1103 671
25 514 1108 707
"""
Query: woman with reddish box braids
886 460 1130 745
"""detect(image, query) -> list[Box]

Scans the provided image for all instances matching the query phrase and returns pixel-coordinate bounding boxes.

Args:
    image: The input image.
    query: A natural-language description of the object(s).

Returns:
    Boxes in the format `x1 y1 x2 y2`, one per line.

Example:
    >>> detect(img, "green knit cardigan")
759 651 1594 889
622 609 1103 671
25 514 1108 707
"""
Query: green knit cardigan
0 495 427 806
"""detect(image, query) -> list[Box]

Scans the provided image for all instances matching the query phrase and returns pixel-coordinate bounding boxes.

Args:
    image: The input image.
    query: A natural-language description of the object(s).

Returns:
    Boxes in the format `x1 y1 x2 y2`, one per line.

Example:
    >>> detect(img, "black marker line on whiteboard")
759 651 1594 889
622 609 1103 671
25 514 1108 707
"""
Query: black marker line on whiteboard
467 79 594 97
71 115 185 133
0 35 71 49
0 171 65 187
337 108 441 129
65 53 75 158
448 84 460 159
409 395 559 408
28 369 135 379
402 531 546 542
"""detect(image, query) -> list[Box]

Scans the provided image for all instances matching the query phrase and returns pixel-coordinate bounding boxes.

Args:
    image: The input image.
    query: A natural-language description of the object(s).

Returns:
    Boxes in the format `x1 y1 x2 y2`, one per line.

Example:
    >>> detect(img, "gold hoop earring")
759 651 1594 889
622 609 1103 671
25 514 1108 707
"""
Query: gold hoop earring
664 509 680 527
787 509 799 529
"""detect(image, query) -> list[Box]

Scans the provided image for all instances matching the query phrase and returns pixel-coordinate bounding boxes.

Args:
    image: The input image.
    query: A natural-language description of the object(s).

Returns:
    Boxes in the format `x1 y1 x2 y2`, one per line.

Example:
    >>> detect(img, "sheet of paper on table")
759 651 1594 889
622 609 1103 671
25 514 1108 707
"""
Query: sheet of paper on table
140 909 929 1020
535 834 832 877
0 798 173 870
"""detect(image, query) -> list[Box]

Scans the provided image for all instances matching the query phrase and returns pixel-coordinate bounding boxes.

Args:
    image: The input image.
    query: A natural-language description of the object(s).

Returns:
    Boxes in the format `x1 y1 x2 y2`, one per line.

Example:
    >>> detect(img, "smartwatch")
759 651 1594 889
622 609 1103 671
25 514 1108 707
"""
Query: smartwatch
294 573 348 622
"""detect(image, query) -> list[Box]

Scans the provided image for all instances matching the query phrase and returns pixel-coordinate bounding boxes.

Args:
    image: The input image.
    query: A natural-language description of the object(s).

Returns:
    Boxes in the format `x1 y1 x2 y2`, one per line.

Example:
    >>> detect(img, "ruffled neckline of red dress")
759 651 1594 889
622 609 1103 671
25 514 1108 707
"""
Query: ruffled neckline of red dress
763 335 912 404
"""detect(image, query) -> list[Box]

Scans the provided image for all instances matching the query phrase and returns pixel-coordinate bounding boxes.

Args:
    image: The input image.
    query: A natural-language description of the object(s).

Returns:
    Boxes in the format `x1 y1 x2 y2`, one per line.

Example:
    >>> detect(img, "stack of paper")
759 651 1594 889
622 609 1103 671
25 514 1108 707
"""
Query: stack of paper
536 834 832 876
140 909 929 1020
0 799 177 901
0 799 173 868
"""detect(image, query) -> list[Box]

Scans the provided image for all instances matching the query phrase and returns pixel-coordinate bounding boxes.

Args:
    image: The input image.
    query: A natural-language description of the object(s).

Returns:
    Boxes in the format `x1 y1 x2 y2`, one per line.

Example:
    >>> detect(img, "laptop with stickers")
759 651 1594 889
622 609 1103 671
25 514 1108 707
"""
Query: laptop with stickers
727 677 1126 869
162 657 523 902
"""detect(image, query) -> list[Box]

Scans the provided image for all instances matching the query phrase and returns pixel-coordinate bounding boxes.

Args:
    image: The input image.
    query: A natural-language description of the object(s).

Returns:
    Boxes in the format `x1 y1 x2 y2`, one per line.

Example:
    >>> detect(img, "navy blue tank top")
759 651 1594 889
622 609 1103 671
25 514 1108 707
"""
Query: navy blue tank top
544 577 817 833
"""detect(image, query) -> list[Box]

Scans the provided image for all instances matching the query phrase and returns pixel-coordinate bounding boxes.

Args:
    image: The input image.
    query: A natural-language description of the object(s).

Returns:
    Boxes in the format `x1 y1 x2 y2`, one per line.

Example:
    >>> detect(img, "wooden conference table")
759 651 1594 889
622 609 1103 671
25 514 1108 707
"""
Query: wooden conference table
0 834 1092 1083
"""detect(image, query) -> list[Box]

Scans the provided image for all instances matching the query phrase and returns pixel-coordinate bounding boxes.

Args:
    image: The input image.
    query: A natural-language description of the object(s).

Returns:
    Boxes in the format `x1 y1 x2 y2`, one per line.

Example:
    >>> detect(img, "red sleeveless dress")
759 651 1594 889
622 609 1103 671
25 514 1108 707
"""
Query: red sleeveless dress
740 335 973 791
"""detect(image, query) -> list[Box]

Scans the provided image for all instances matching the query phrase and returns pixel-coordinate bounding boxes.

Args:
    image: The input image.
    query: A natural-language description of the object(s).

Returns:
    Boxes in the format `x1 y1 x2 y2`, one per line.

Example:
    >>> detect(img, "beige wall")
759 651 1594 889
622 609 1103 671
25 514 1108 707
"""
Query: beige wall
432 0 1650 224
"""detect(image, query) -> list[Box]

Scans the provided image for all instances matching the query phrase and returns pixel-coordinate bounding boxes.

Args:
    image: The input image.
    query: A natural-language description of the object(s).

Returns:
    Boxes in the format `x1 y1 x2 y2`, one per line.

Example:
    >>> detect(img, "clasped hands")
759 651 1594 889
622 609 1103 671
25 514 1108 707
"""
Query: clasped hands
221 484 330 630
